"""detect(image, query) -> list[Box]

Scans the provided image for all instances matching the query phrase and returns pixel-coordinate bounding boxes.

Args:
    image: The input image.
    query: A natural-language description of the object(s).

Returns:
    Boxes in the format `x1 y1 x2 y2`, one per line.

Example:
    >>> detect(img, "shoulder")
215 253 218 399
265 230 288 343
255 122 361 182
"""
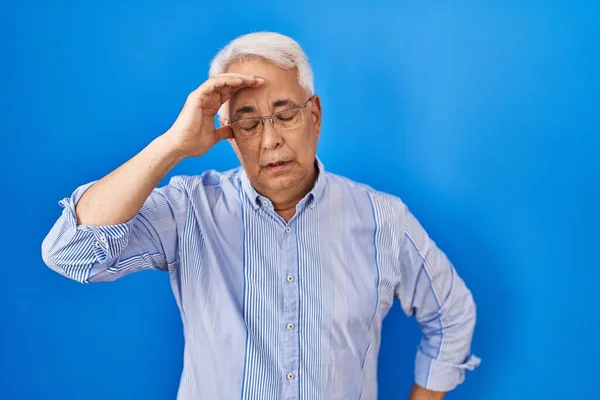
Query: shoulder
166 167 242 193
323 171 409 241
324 171 408 215
324 172 411 252
153 168 243 210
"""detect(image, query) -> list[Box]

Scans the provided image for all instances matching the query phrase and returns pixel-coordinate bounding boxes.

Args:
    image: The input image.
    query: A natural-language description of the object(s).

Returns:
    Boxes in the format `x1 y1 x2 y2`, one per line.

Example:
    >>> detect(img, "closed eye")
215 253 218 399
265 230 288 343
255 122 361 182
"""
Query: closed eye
275 109 299 121
236 119 261 131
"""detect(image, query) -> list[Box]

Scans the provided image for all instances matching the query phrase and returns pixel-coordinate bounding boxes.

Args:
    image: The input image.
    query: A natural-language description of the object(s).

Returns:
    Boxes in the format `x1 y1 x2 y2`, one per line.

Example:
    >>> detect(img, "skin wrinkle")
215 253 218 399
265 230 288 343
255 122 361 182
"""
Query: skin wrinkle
231 98 299 121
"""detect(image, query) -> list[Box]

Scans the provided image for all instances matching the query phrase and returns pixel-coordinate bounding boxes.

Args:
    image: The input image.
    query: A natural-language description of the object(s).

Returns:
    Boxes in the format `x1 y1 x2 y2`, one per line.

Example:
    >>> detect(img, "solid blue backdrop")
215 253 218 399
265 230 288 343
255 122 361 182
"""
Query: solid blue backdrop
1 1 598 399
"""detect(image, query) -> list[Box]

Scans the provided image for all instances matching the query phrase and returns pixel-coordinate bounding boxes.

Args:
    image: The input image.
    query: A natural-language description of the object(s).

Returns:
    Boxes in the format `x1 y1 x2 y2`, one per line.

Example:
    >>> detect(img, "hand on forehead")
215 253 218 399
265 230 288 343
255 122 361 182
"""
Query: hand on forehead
226 59 307 119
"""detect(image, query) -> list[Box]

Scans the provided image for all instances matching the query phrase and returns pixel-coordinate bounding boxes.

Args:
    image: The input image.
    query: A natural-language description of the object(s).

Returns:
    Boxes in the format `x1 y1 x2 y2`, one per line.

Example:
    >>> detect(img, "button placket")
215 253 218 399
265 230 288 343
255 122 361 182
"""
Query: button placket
281 221 299 397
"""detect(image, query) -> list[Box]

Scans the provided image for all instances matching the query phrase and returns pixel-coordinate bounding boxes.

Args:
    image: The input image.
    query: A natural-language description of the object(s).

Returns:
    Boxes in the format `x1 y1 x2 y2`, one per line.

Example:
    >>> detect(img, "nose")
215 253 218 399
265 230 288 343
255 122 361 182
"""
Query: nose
260 117 283 150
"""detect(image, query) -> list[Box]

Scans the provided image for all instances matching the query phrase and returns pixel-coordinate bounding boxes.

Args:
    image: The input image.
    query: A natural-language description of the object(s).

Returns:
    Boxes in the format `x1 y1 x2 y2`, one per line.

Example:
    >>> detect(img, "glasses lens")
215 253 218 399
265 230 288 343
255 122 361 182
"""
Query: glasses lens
233 118 261 136
230 106 306 138
274 108 303 130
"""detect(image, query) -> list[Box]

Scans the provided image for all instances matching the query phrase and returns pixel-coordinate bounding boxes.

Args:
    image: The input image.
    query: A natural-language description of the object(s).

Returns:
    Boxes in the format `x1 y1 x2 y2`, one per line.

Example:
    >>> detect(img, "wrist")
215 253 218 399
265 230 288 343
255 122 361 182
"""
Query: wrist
409 384 446 400
157 130 189 162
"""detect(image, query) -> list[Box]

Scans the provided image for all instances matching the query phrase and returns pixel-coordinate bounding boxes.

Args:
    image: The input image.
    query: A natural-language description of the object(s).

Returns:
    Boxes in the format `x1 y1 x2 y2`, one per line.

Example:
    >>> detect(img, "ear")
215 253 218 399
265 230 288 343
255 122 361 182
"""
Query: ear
309 95 322 139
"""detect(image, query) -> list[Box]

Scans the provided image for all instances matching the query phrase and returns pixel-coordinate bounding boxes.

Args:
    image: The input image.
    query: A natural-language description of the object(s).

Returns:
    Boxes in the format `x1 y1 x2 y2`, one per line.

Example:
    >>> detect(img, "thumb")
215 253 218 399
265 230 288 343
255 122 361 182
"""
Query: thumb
215 125 234 141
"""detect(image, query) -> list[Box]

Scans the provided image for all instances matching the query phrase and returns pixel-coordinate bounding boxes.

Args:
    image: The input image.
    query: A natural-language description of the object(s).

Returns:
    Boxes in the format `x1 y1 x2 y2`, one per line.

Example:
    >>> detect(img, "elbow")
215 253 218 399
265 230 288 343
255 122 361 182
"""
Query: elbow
41 233 60 273
41 233 72 281
40 232 91 284
463 289 478 331
447 287 477 341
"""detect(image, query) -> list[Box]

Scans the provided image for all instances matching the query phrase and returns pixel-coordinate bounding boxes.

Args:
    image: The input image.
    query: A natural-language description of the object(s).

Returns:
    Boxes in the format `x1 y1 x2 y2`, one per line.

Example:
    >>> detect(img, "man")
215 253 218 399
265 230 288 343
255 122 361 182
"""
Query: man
42 31 480 399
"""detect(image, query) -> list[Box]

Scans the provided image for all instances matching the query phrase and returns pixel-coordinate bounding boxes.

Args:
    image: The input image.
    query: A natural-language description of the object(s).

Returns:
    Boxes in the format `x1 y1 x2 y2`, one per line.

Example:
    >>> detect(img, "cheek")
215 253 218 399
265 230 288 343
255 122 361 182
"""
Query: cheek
235 140 261 165
291 130 318 156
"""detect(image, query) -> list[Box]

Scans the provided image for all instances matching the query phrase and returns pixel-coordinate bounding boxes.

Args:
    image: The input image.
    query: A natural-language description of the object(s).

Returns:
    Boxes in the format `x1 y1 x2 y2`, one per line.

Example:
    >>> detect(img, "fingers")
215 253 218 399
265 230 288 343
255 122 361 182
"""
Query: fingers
196 74 264 100
215 125 234 141
213 72 264 84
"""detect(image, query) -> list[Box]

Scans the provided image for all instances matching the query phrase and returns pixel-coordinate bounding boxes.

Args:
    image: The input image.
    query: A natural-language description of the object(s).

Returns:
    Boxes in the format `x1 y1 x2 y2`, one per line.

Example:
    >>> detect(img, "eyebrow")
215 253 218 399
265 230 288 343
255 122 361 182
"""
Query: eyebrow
232 98 299 120
273 99 298 108
232 105 256 118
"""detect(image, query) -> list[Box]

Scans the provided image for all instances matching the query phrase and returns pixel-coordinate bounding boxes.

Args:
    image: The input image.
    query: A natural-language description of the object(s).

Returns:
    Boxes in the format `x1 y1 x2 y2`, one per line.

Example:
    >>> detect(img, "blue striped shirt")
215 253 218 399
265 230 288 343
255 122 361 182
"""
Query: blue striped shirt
41 159 480 399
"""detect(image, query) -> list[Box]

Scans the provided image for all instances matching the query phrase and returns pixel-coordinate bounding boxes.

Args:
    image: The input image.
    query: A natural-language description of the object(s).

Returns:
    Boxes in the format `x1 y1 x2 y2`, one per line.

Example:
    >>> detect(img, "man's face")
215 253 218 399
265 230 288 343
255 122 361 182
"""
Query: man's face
223 58 322 197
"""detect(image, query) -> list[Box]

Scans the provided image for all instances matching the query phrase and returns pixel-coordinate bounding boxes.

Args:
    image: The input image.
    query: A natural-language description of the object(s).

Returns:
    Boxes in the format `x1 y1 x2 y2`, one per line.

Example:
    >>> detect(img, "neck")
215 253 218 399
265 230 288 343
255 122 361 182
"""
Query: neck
268 164 318 223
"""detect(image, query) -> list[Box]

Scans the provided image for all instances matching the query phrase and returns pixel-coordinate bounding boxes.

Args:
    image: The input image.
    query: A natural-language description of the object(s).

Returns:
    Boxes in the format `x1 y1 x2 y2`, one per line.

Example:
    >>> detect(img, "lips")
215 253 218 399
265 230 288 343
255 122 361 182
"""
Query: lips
267 160 288 167
264 160 292 172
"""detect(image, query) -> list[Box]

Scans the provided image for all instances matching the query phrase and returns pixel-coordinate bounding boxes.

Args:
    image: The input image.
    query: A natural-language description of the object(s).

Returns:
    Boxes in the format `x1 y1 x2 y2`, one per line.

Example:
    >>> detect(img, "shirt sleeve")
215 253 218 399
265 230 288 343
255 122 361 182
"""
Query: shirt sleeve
41 177 189 283
395 203 481 392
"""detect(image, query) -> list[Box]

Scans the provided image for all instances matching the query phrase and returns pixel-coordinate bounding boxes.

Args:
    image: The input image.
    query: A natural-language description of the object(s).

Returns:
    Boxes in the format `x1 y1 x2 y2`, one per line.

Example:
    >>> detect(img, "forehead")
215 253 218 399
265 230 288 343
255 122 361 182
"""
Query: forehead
226 59 306 112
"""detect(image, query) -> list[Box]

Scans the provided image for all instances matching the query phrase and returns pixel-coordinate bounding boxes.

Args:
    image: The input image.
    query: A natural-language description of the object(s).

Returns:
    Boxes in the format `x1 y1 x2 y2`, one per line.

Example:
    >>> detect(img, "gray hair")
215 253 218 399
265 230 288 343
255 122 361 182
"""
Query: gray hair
209 31 314 119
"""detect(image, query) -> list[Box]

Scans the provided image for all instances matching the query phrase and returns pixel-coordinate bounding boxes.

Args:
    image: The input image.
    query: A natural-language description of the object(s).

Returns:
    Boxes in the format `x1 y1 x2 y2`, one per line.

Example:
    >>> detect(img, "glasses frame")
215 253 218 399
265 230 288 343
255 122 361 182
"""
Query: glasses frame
226 95 316 139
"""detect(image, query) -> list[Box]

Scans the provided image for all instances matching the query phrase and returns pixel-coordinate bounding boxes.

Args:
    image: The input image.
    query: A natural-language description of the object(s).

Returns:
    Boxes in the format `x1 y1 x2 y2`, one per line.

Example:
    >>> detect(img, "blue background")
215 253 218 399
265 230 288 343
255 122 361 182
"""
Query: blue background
1 1 598 399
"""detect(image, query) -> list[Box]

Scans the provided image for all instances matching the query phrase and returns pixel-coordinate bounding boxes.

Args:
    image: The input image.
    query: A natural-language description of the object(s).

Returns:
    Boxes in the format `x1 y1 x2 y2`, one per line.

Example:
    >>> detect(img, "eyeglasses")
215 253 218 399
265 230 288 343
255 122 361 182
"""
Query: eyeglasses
226 95 316 139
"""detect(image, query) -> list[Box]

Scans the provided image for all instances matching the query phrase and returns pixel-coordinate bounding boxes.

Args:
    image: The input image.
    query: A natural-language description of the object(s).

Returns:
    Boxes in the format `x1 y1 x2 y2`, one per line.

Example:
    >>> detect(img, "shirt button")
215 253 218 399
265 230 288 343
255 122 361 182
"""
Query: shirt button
94 241 100 248
287 323 294 330
286 274 294 283
287 372 295 380
100 236 107 243
262 201 268 207
285 226 292 233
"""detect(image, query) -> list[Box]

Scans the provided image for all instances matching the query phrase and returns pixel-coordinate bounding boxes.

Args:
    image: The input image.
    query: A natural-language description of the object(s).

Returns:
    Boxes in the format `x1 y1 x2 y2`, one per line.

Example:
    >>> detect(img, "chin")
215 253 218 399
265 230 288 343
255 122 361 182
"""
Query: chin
260 174 300 192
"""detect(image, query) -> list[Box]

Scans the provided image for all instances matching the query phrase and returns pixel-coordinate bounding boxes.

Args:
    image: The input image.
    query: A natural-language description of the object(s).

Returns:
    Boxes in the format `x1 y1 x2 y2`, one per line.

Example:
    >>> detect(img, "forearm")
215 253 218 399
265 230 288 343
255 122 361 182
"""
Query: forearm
409 384 445 400
75 132 184 226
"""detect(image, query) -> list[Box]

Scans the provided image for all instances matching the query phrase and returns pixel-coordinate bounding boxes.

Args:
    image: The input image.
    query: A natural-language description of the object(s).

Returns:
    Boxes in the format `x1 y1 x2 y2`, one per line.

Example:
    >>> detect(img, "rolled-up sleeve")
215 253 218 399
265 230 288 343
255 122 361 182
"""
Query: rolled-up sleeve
41 178 188 283
396 204 481 392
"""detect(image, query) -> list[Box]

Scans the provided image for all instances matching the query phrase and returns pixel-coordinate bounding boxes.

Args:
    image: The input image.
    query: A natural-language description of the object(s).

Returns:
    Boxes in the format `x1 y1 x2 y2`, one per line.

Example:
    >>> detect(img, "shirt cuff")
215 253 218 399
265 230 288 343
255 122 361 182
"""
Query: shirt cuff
58 181 135 264
415 349 481 392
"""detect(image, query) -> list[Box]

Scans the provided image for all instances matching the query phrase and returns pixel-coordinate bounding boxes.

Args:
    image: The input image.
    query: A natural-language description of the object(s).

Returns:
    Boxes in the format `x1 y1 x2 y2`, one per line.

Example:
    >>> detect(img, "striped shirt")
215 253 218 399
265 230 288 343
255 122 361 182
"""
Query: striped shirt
41 158 480 399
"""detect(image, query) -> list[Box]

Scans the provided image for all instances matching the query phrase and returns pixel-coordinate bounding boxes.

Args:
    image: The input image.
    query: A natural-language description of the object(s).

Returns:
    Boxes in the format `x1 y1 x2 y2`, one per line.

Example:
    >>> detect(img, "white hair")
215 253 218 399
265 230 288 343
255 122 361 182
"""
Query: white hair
209 31 314 119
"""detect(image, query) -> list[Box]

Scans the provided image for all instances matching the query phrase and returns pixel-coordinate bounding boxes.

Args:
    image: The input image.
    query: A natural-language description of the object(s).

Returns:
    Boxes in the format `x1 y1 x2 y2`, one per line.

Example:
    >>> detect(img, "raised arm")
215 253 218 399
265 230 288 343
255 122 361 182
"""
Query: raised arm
42 73 264 282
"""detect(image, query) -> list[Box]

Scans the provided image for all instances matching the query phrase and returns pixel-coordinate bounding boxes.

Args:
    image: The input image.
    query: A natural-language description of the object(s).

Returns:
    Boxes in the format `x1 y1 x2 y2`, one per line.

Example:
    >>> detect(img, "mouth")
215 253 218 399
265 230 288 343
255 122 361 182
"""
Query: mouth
264 160 292 172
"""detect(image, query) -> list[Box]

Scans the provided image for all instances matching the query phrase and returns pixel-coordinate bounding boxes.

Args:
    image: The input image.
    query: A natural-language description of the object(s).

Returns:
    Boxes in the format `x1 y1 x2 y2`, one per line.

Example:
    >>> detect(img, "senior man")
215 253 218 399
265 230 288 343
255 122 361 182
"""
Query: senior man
42 32 480 399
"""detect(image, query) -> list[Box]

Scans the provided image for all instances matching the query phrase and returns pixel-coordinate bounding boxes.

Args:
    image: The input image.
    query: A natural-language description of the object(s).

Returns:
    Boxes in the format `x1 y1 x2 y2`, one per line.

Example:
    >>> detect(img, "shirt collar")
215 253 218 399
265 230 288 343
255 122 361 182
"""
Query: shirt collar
239 156 326 211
